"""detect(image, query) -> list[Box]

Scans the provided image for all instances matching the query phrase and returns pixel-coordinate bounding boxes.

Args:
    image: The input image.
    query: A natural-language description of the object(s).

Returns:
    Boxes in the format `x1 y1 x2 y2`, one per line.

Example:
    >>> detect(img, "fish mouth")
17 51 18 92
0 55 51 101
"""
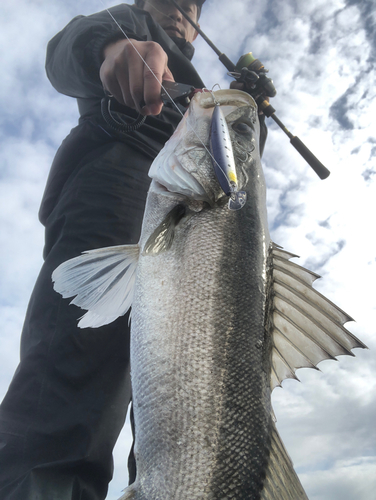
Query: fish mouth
149 90 259 205
151 180 179 197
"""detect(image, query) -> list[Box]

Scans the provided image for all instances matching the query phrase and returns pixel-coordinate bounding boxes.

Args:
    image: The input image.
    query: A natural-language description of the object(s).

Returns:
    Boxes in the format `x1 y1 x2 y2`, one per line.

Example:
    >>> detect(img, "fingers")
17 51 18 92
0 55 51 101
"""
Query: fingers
100 39 128 105
125 42 151 112
100 39 174 116
142 64 174 115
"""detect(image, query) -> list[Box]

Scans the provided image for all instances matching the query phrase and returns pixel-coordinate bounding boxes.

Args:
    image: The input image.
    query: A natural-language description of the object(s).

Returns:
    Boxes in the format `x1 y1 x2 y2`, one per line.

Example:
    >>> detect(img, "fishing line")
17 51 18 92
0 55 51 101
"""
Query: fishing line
100 3 181 113
98 0 236 190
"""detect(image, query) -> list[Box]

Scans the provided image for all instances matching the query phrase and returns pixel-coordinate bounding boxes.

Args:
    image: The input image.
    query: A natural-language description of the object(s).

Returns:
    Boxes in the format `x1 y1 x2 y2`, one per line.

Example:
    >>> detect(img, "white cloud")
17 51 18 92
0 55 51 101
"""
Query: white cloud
299 456 376 500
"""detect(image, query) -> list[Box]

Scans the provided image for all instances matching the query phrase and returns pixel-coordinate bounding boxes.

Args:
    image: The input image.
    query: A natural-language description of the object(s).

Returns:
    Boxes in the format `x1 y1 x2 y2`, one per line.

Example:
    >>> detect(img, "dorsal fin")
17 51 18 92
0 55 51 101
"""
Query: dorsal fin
270 243 367 390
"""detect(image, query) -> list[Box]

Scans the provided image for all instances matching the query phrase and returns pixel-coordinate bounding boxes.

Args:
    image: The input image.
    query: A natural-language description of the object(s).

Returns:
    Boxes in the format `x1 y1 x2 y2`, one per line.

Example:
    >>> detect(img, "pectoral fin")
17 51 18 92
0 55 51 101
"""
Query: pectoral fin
52 244 139 328
143 204 186 255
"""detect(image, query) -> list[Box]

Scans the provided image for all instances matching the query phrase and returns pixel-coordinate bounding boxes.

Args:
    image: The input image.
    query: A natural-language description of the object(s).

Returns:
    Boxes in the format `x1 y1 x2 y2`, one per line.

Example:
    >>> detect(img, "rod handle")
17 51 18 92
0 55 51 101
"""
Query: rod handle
290 136 330 180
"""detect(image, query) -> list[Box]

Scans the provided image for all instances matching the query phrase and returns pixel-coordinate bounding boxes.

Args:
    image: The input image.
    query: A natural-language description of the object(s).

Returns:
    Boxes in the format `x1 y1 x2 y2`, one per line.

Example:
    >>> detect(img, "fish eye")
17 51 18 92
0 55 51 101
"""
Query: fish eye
232 121 253 135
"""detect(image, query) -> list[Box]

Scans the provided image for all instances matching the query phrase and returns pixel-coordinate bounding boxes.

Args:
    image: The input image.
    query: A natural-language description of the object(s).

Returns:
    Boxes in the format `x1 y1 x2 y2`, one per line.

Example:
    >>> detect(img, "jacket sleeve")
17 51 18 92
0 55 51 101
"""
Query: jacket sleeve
45 5 152 99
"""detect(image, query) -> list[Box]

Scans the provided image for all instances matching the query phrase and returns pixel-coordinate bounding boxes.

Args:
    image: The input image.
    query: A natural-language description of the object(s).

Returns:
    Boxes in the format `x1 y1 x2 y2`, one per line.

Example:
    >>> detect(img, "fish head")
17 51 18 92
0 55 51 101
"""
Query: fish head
148 89 261 207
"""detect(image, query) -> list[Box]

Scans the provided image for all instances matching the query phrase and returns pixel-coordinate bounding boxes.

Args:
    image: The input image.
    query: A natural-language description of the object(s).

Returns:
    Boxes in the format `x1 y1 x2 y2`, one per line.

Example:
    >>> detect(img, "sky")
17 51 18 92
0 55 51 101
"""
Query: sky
0 0 375 499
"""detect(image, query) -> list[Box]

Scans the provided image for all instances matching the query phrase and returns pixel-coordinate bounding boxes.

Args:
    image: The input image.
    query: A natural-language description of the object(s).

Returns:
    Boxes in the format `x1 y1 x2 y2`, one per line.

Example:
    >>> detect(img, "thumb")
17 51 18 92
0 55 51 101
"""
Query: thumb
162 66 175 83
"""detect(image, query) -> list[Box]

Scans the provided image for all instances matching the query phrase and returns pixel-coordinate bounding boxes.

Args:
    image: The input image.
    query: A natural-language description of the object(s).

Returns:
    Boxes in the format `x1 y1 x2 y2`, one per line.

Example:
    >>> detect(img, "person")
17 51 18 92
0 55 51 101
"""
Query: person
0 1 267 499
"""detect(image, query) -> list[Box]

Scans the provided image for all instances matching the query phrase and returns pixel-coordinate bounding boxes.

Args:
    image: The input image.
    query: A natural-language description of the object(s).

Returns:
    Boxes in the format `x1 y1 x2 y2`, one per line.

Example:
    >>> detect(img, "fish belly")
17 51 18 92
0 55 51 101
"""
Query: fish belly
129 200 272 499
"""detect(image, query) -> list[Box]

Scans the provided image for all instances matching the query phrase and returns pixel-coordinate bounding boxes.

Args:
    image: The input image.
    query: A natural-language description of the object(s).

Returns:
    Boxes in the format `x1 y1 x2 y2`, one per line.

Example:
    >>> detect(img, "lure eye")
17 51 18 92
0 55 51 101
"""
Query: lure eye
233 121 253 135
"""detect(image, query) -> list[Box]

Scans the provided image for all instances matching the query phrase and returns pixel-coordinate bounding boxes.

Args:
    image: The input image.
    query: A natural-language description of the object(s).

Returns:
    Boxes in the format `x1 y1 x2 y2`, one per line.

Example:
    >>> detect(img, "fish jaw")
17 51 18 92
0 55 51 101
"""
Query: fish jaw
148 89 260 207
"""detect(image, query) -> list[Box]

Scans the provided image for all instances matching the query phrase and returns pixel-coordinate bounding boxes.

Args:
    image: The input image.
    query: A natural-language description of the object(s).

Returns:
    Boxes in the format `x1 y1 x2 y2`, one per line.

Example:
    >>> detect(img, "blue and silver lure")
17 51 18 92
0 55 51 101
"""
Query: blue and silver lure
209 104 247 211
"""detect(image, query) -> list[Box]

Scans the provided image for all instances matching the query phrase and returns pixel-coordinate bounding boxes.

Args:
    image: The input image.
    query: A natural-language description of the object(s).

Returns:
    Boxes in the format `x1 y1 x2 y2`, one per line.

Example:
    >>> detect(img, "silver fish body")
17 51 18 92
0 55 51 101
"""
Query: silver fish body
131 169 270 497
52 90 365 500
124 91 297 499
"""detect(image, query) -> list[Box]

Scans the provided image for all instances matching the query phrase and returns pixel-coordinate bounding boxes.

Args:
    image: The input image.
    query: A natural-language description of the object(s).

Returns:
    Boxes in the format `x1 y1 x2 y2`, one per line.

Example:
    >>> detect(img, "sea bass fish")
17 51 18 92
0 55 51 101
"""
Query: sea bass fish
52 90 365 499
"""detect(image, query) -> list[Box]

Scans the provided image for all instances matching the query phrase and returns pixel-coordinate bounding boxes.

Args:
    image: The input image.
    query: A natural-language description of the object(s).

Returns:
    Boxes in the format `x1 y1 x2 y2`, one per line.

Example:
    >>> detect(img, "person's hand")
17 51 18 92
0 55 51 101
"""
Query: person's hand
230 81 269 115
100 38 174 116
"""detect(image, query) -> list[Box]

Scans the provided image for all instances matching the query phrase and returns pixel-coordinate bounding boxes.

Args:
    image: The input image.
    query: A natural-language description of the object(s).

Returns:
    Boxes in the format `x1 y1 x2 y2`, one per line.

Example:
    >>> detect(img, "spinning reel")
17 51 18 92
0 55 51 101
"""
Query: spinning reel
170 0 330 180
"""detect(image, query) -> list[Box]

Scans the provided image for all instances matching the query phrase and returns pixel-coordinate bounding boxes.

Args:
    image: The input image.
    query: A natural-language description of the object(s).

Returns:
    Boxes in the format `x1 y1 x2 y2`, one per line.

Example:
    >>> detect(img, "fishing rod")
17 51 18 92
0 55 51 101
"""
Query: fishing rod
170 0 330 180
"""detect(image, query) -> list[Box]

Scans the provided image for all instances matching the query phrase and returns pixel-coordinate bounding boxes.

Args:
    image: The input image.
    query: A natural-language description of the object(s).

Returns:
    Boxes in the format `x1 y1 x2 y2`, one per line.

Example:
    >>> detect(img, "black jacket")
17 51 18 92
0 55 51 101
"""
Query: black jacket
41 4 207 223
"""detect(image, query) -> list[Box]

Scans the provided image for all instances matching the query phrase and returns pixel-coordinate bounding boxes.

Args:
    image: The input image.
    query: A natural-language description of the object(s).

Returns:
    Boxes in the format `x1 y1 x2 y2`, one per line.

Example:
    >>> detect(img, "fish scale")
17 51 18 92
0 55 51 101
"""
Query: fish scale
207 213 272 498
133 208 227 498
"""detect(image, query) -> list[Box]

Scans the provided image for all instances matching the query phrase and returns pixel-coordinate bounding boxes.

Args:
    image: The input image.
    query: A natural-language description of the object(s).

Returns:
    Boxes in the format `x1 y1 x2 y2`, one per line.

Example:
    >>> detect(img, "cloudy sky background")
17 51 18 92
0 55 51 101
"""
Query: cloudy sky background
0 0 375 499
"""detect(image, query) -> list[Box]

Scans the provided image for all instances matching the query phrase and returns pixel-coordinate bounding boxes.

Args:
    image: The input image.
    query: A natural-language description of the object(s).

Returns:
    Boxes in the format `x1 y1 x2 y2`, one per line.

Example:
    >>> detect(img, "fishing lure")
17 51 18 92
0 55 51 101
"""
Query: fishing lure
209 104 247 210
